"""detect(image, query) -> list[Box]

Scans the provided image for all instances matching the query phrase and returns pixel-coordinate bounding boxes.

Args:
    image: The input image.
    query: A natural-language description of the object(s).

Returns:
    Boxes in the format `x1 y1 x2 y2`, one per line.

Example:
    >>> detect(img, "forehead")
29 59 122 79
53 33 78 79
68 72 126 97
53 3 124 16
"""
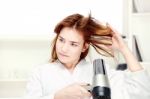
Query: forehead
59 27 84 42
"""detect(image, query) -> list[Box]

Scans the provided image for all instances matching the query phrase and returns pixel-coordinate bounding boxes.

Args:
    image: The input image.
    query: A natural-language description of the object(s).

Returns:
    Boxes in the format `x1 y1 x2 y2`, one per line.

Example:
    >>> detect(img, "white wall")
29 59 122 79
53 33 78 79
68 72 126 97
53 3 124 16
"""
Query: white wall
123 0 150 62
0 0 123 36
0 0 123 80
132 15 150 62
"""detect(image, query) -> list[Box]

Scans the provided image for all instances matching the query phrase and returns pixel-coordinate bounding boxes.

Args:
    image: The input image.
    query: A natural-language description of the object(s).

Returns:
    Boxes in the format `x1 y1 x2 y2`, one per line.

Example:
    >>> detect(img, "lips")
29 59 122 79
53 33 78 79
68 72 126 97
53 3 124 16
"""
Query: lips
59 52 69 57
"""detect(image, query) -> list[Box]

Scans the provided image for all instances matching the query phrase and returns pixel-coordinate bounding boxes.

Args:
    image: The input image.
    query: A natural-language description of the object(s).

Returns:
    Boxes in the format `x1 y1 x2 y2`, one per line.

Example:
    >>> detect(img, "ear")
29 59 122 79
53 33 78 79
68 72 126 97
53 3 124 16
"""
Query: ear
82 43 89 52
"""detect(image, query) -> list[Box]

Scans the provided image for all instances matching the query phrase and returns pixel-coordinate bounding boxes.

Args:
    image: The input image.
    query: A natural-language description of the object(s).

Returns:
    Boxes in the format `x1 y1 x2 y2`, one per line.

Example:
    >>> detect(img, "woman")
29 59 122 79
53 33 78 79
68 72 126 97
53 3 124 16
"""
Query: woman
25 13 150 99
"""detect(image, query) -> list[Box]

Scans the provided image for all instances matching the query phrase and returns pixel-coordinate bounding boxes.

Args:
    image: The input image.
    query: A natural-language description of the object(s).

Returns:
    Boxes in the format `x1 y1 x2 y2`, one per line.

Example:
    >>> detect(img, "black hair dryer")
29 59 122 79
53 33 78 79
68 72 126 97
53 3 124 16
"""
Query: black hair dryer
91 59 111 99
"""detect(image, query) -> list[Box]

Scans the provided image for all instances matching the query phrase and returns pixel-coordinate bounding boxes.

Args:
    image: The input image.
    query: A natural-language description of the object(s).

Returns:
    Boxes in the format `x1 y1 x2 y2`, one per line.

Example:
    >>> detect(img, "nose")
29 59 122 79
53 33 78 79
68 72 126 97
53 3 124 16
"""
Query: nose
61 43 69 52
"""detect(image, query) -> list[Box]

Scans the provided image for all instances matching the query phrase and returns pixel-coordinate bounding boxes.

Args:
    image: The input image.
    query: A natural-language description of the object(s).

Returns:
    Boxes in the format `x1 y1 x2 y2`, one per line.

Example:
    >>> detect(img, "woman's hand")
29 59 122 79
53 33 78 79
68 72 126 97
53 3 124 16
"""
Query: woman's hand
107 24 143 72
107 24 128 54
54 83 91 99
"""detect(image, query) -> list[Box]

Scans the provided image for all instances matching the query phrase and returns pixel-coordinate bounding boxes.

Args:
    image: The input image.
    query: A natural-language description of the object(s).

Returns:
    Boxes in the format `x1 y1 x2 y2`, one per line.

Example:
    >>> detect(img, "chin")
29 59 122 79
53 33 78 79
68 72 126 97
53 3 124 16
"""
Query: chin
58 56 69 63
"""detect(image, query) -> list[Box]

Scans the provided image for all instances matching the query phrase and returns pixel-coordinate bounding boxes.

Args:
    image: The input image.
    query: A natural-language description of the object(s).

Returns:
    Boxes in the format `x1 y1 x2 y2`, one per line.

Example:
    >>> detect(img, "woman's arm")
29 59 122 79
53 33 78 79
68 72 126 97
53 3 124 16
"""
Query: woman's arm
108 24 143 72
107 25 150 99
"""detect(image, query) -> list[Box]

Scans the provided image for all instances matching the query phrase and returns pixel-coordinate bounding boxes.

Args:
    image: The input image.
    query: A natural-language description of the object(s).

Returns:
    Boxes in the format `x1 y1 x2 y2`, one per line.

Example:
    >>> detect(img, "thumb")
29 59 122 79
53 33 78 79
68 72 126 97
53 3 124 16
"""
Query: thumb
79 83 91 92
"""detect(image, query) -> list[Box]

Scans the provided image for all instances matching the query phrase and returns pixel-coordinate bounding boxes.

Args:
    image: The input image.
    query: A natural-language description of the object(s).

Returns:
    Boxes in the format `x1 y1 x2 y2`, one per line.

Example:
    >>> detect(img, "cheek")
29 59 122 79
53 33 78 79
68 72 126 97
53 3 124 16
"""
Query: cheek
55 41 60 52
71 47 83 55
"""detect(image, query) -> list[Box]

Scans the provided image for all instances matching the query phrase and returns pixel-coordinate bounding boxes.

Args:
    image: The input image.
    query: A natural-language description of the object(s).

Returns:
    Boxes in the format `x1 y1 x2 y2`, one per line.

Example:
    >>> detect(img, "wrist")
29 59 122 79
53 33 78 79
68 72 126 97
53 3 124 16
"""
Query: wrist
120 45 131 56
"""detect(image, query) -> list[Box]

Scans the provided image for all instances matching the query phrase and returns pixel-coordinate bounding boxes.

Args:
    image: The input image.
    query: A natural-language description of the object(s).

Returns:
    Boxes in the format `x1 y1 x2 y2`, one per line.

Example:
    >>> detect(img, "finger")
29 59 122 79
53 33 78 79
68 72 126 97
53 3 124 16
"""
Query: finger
107 23 116 32
81 84 91 92
106 23 119 34
79 83 90 86
79 86 91 98
79 83 91 90
82 91 92 98
80 86 89 93
78 83 92 93
84 92 92 98
78 83 90 85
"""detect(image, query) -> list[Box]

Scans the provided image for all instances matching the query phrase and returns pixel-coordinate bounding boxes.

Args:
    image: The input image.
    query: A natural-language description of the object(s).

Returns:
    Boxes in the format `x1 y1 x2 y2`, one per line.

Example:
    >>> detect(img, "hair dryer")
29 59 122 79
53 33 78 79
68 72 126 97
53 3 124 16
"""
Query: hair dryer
91 59 111 99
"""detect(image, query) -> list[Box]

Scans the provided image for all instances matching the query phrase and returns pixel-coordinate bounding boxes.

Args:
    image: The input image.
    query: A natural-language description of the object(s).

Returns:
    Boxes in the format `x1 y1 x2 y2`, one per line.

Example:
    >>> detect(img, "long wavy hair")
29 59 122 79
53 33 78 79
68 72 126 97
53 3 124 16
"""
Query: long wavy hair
50 13 113 62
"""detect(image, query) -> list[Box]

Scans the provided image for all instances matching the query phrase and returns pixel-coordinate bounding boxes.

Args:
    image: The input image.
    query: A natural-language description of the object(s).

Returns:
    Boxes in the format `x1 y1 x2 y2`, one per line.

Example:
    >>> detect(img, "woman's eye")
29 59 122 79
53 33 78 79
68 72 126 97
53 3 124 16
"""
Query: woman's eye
71 43 78 47
59 38 64 42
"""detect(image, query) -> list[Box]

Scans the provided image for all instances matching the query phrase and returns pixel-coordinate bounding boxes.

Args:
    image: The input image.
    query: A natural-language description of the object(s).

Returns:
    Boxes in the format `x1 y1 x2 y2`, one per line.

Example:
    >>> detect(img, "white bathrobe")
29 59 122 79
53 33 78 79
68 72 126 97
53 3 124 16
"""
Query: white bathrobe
25 59 150 99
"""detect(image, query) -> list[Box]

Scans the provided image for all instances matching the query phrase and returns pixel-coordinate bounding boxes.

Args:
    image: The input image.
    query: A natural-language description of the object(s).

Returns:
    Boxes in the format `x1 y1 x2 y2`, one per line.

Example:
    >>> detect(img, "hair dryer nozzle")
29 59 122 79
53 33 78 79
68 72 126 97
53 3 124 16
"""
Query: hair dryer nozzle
92 59 111 99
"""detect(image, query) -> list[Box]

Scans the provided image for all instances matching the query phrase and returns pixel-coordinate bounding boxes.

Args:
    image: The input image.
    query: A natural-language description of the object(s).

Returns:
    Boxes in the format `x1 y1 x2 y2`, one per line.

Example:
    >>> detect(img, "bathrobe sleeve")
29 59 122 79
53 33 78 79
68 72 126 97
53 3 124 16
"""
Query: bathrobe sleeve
24 67 55 99
107 63 150 99
124 69 150 99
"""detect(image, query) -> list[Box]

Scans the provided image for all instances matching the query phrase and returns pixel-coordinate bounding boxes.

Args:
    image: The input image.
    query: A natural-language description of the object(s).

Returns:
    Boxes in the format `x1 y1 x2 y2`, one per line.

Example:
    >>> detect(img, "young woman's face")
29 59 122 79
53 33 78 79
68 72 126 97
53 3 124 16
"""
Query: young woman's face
56 27 88 67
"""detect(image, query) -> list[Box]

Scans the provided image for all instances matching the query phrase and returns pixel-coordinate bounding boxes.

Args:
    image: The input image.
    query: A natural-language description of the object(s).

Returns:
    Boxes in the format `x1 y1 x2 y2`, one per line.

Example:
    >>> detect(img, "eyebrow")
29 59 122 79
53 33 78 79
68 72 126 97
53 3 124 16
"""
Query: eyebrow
58 36 80 44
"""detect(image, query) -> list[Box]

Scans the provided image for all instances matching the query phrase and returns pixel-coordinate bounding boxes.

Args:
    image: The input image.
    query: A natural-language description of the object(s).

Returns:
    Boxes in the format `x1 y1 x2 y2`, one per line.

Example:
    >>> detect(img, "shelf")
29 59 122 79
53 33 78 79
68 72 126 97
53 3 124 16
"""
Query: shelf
132 0 150 13
132 13 150 17
0 34 53 80
125 0 150 62
0 79 26 82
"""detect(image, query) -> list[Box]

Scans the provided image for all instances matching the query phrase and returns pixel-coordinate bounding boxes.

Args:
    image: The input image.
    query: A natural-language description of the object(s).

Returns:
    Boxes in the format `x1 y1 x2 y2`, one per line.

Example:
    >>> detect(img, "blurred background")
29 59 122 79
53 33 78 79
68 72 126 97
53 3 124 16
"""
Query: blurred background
0 0 150 98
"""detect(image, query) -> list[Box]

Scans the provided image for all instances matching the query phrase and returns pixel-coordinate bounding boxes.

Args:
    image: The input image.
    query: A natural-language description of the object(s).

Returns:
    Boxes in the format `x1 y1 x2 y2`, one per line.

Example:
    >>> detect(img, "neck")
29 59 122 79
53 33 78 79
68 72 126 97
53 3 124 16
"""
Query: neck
64 62 77 72
63 60 80 73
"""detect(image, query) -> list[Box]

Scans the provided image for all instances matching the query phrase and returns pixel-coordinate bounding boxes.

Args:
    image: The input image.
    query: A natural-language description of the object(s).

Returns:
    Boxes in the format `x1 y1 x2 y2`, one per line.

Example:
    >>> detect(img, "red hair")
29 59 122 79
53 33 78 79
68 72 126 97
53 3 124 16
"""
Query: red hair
50 13 113 62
